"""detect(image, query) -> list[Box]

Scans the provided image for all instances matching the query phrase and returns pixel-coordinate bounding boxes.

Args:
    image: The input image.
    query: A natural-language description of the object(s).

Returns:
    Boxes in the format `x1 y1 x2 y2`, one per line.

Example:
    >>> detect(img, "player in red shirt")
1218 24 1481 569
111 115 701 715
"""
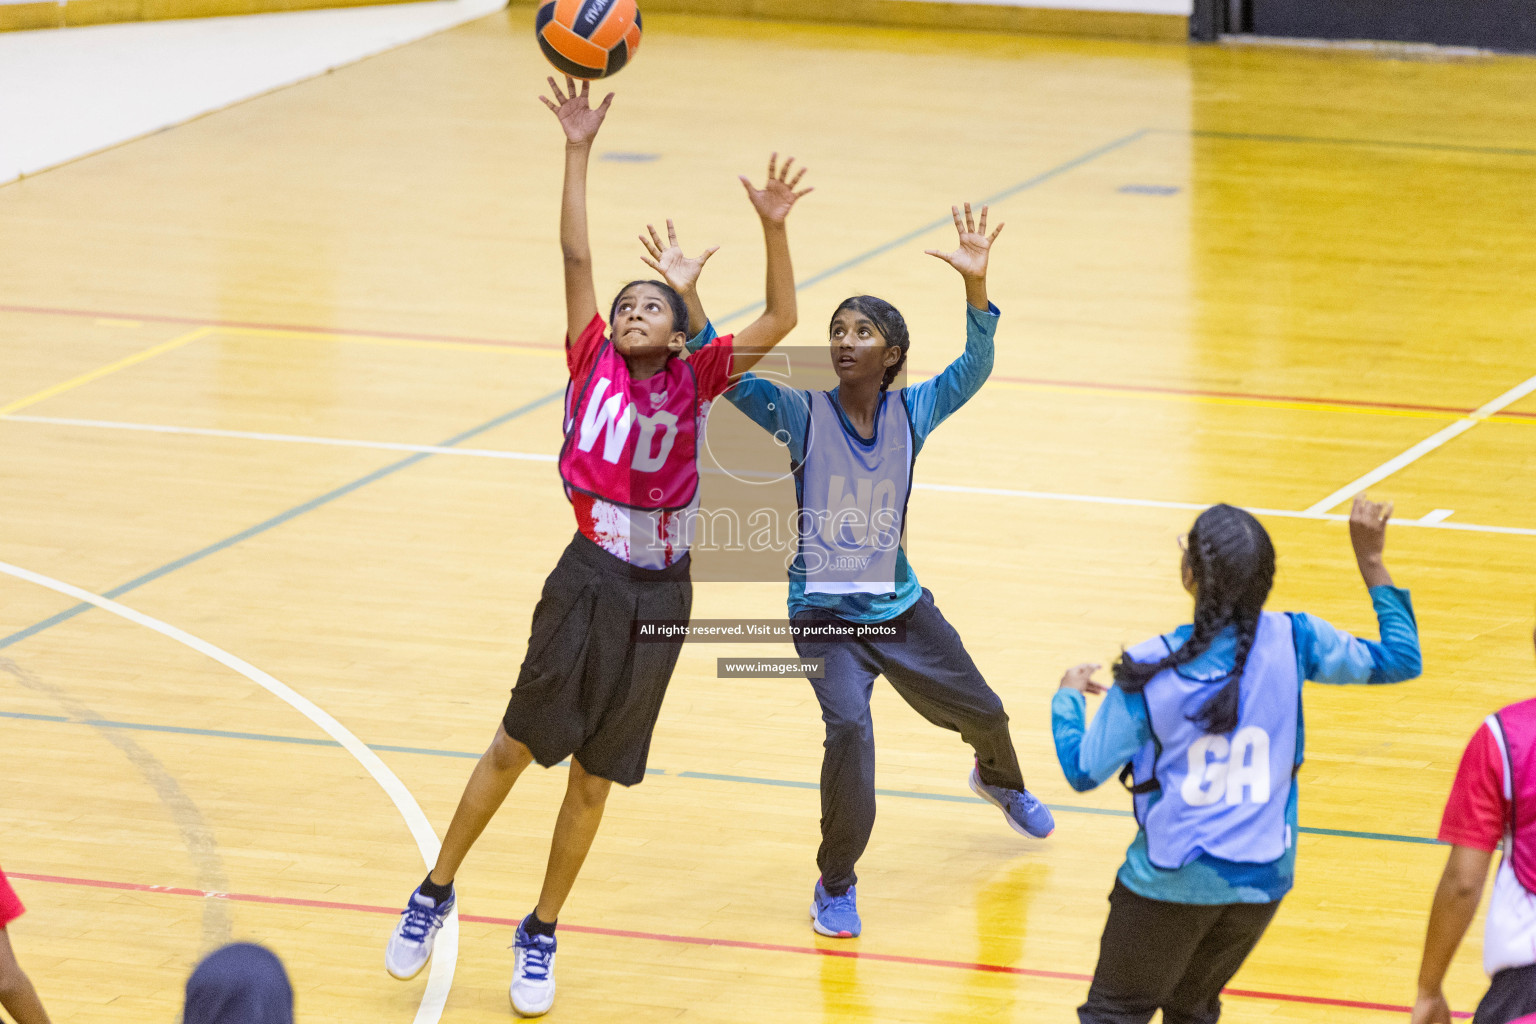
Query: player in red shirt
383 76 808 1018
1411 625 1536 1024
0 866 52 1024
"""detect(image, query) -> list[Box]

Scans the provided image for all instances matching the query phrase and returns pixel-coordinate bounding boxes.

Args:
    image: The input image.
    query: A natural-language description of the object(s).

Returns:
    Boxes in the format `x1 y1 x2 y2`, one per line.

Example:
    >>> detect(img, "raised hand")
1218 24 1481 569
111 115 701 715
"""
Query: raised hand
539 75 614 147
925 202 1003 281
740 153 813 226
640 220 719 297
1059 663 1106 696
1349 492 1395 588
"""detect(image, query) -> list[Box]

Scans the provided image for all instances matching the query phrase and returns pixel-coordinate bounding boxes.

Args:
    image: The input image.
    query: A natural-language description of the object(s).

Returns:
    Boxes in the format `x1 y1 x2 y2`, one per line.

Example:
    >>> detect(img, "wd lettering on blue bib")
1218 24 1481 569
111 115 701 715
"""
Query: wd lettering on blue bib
1128 612 1300 869
798 391 913 596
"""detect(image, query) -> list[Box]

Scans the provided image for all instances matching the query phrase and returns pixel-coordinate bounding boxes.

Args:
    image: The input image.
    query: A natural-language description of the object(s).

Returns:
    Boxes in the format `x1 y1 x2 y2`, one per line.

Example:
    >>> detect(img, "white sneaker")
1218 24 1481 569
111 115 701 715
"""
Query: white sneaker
509 919 557 1017
385 885 454 981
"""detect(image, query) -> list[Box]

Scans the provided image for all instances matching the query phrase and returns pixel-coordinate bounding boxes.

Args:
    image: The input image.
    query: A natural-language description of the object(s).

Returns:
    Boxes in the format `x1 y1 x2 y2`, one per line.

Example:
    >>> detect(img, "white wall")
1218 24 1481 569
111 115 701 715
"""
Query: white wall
911 0 1192 16
0 0 506 184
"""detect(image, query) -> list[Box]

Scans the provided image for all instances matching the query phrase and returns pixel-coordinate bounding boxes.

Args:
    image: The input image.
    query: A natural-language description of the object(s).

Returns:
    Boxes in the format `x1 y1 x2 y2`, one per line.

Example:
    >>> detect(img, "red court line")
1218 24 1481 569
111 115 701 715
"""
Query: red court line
0 303 561 353
12 301 1535 421
11 870 1468 1017
983 373 1480 415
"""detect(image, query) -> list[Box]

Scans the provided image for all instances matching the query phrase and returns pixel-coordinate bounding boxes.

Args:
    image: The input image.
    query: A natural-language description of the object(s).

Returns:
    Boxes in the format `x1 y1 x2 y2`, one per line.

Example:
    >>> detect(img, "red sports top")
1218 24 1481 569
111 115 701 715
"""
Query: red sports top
0 866 24 929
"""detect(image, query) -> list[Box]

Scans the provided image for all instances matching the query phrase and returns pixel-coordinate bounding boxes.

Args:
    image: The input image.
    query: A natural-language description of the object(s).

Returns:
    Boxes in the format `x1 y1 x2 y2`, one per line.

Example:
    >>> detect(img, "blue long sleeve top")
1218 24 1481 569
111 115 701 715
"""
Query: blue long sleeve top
692 303 998 622
1051 586 1421 904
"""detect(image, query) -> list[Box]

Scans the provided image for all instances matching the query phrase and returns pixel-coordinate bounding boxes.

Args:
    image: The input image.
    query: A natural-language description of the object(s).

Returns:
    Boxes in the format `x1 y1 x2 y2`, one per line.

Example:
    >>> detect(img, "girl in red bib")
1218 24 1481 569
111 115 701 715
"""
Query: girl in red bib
383 77 808 1018
0 865 52 1024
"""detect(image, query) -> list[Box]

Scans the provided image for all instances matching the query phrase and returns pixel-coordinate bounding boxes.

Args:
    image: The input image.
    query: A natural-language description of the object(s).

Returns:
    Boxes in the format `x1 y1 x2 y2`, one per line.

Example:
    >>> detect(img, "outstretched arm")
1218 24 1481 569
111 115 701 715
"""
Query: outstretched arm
732 154 812 375
1051 666 1149 794
904 203 1004 444
1409 845 1493 1024
1294 494 1421 685
540 76 614 341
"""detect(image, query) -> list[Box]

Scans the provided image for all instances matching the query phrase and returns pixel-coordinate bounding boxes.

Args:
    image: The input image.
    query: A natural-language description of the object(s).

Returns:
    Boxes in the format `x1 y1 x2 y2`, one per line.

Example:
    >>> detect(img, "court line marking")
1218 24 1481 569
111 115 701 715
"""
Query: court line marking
0 415 561 462
12 413 1531 536
717 127 1152 322
0 325 213 417
213 324 564 358
1304 371 1536 515
0 711 1443 847
6 415 1535 537
11 301 1536 420
0 389 565 652
0 303 561 352
0 120 1482 1017
970 376 1535 425
0 128 1159 652
7 871 1472 1018
0 562 457 1024
1178 128 1536 159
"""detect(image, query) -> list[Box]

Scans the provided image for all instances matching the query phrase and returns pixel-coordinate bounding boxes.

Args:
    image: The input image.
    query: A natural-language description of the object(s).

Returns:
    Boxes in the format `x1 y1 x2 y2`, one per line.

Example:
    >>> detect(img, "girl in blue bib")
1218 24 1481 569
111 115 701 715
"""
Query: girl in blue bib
716 204 1055 940
1053 498 1422 1023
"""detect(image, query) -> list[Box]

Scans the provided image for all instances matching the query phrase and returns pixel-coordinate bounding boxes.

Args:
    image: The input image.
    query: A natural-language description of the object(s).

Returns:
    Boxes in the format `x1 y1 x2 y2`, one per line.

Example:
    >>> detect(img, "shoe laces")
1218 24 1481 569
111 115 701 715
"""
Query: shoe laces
398 897 441 943
516 931 555 980
1008 788 1042 815
821 888 856 915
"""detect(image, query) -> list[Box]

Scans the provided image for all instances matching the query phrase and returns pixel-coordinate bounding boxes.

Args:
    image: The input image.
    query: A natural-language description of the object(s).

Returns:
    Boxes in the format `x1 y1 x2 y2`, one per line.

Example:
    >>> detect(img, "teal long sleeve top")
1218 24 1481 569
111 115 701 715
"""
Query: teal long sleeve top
691 302 999 623
1051 586 1422 904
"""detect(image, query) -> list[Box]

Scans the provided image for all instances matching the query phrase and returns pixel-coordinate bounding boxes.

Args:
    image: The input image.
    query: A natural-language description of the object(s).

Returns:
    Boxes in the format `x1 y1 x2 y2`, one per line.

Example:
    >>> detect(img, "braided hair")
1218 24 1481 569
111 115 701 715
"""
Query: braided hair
831 296 909 391
1113 504 1276 735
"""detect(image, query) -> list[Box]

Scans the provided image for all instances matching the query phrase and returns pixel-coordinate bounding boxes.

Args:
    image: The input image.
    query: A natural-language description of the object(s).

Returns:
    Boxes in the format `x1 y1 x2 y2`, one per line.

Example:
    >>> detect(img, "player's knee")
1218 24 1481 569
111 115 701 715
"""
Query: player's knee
966 695 1009 733
822 712 873 749
567 758 613 805
488 727 531 772
979 702 1009 731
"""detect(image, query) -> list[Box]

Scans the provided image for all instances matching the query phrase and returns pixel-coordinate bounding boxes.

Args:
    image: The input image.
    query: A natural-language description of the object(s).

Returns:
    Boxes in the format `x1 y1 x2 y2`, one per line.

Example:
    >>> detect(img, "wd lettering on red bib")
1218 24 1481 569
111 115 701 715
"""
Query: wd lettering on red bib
559 338 701 511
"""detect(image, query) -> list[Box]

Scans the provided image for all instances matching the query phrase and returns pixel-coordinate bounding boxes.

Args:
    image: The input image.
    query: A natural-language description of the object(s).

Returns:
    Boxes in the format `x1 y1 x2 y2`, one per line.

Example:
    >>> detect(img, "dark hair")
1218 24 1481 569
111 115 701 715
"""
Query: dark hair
831 296 909 391
1112 504 1276 735
611 279 689 339
184 942 293 1024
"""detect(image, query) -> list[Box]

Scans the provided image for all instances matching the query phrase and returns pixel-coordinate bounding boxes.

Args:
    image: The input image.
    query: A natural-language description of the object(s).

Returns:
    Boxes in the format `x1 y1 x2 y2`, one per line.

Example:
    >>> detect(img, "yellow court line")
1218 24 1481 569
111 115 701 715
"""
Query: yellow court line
211 325 565 359
0 325 215 417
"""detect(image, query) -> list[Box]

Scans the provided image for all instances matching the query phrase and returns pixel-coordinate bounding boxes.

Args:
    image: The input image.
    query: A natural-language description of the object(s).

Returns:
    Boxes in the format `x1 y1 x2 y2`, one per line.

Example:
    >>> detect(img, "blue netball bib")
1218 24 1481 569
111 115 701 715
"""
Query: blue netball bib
1128 612 1300 869
797 390 914 596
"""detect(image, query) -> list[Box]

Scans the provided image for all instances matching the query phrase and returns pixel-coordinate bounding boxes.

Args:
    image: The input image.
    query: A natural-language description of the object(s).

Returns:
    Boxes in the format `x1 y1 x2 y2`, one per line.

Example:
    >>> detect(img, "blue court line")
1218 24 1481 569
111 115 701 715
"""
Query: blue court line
1 709 1440 847
0 389 565 651
1 127 1149 654
718 128 1151 322
1179 129 1536 159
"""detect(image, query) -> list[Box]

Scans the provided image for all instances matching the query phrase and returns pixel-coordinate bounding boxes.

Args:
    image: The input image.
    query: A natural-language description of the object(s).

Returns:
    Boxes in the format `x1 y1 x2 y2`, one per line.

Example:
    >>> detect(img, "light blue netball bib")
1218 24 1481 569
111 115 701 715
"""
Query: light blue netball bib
1128 611 1300 869
797 390 914 596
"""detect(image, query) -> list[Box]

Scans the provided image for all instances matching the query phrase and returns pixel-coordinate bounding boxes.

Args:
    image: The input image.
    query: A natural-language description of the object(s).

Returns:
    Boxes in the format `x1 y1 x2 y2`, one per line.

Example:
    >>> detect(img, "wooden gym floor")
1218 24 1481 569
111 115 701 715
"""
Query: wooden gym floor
3 10 1536 1022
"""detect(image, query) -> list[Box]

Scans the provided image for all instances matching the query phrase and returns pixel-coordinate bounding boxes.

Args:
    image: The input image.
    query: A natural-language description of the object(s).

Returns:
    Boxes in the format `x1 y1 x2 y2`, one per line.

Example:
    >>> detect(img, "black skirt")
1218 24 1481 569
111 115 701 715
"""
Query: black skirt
501 532 691 786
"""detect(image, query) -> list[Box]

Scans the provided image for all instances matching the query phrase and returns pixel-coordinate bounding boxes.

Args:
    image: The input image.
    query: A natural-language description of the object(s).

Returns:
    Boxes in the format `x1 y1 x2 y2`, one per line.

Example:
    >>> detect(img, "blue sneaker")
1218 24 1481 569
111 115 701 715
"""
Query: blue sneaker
385 883 455 980
970 763 1055 838
810 879 861 938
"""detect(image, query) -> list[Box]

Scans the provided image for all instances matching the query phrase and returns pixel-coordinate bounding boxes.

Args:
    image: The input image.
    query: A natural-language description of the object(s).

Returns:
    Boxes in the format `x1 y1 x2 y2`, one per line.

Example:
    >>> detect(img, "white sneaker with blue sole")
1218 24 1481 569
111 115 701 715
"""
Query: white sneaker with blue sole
385 884 455 980
510 919 557 1017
